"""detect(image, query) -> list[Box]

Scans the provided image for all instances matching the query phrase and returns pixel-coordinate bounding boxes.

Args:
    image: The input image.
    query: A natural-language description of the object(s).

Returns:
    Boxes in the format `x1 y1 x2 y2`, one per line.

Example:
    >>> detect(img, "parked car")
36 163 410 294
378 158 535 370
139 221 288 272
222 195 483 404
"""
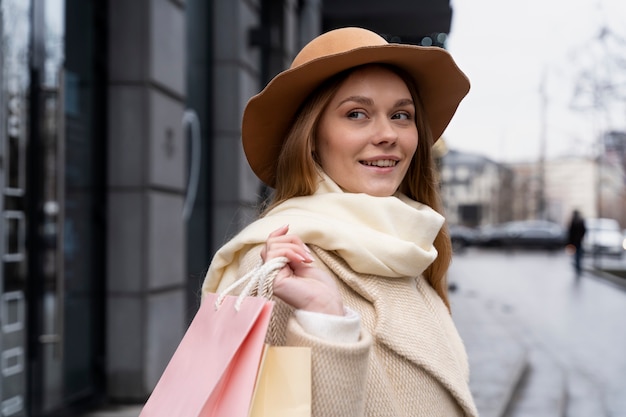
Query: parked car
476 220 566 250
582 218 624 258
449 225 478 252
475 222 515 247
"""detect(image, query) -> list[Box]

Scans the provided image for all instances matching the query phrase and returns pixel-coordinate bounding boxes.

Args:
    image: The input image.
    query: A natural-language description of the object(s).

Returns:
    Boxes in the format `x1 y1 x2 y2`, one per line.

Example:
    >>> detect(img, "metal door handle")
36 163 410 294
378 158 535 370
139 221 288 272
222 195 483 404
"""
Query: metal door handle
182 109 201 221
38 334 61 344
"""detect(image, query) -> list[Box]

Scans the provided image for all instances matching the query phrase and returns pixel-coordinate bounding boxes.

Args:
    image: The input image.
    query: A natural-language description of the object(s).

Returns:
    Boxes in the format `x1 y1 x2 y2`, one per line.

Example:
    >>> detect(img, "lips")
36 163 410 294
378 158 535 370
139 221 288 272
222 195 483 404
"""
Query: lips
360 159 398 167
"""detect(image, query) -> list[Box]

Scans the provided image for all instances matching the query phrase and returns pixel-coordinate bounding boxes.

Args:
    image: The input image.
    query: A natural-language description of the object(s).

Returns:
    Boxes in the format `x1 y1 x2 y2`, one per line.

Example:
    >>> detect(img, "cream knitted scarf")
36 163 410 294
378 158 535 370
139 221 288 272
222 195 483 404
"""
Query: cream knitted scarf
202 173 444 295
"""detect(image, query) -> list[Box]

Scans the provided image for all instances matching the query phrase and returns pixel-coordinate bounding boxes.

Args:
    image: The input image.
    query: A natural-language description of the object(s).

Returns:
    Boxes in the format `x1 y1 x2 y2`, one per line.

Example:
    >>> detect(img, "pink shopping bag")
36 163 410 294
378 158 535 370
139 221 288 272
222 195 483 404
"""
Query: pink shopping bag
139 293 274 417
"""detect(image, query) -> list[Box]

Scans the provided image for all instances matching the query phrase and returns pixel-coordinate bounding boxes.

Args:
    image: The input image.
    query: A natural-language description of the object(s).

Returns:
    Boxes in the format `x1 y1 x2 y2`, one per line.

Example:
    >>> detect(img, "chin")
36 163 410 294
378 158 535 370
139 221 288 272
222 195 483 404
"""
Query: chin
364 189 396 197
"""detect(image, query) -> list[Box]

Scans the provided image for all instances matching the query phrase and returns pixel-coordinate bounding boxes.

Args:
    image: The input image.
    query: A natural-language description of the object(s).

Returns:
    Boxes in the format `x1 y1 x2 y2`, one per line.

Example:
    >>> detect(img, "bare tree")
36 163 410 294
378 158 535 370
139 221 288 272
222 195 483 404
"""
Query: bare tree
570 26 626 129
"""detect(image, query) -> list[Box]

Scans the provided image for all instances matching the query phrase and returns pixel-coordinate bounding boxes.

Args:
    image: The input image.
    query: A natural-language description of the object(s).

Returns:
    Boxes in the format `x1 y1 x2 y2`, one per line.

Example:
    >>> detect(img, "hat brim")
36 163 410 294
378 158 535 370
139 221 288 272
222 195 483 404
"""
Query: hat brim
243 43 470 187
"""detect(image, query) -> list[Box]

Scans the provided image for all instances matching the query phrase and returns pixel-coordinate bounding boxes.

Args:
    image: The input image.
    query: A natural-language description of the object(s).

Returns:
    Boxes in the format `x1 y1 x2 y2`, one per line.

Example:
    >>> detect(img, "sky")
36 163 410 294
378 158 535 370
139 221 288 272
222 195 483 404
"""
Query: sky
444 0 626 163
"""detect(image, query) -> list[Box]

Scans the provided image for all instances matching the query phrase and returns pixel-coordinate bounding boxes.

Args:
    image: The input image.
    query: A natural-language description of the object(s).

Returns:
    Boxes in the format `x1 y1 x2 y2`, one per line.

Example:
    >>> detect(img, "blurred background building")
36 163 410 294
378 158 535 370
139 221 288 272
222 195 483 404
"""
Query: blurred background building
440 136 626 229
0 0 458 415
439 150 514 227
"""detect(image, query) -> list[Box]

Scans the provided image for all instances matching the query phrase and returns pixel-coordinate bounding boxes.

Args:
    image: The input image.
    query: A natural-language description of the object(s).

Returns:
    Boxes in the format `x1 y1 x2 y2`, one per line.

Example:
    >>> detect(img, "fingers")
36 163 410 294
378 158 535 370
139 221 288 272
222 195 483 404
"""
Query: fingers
262 226 344 315
262 225 314 264
267 224 289 238
272 264 345 315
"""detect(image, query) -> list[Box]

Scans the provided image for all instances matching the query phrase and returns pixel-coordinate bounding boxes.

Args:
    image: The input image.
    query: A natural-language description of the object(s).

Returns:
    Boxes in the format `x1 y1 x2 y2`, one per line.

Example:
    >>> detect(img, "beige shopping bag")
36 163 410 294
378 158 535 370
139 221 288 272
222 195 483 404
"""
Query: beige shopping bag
249 345 312 417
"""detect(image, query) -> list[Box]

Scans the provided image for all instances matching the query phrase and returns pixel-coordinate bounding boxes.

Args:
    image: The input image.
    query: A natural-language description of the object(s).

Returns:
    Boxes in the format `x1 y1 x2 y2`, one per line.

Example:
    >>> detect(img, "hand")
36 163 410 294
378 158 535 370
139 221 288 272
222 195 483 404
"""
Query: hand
261 225 345 316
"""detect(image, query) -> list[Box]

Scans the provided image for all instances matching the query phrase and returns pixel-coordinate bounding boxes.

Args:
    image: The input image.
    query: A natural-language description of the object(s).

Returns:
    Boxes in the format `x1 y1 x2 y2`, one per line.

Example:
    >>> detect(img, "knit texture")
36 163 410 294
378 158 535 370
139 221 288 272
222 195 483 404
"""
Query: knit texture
235 245 478 417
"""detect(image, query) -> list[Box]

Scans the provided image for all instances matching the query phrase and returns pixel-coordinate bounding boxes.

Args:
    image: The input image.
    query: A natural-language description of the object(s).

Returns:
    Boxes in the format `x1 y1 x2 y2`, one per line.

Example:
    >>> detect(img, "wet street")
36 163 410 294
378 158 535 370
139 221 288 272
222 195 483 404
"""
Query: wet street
448 248 626 417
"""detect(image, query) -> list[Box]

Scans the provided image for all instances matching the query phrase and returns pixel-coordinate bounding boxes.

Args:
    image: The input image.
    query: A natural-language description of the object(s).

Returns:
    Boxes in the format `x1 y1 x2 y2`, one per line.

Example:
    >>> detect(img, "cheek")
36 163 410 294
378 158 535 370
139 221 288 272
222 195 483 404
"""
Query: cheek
316 124 341 161
315 137 333 170
406 131 419 157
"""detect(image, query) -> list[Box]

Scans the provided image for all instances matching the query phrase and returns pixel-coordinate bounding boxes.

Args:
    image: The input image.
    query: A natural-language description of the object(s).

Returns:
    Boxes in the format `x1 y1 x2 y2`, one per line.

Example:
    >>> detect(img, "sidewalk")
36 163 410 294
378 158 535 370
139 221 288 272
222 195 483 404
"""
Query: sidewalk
448 254 626 417
450 288 529 417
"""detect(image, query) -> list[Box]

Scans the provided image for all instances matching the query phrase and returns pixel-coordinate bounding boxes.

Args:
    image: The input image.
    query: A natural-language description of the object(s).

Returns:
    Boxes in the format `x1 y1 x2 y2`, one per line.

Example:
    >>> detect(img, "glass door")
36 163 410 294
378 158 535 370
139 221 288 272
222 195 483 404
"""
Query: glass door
28 0 106 413
28 0 68 413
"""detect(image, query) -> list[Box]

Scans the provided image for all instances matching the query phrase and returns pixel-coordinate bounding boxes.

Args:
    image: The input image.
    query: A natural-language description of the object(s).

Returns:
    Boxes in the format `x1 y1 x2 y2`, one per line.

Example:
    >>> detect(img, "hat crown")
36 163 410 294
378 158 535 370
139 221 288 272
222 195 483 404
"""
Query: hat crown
290 27 389 69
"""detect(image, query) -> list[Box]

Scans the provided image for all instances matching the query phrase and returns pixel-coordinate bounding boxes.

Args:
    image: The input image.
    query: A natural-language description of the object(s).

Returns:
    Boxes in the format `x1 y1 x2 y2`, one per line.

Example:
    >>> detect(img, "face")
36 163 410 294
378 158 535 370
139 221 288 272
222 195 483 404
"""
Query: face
315 66 418 197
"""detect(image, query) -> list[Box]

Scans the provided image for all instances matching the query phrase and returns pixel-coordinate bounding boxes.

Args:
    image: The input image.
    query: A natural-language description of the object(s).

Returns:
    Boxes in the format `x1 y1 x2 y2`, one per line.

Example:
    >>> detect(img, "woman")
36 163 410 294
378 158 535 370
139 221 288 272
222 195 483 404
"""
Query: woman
202 27 477 416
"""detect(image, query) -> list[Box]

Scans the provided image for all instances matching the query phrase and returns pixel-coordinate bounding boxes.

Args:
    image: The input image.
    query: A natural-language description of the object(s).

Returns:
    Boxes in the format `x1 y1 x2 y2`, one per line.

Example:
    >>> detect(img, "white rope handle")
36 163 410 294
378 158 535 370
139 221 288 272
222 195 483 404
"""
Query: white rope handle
214 256 289 311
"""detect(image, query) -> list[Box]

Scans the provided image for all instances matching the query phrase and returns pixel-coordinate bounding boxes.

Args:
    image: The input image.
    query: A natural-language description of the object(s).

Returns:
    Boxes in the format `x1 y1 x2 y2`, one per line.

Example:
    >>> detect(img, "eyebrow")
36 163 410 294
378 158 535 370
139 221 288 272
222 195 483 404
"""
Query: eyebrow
336 95 414 108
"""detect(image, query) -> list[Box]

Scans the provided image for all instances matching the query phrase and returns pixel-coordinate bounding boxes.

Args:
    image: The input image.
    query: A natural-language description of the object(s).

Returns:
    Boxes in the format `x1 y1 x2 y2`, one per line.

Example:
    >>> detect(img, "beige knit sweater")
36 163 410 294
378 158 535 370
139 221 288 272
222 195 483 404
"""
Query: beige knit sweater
235 244 478 417
202 173 478 416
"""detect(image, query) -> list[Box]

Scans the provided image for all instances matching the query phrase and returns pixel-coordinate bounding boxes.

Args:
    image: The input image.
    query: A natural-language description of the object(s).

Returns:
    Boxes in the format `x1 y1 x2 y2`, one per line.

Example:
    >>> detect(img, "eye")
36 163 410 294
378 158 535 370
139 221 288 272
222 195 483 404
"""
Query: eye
347 110 367 120
391 112 412 120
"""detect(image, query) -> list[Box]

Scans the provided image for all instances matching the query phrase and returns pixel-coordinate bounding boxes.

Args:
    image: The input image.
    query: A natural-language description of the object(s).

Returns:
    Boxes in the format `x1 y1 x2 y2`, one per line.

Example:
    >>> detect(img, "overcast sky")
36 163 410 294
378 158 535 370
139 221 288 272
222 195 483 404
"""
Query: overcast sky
444 0 626 163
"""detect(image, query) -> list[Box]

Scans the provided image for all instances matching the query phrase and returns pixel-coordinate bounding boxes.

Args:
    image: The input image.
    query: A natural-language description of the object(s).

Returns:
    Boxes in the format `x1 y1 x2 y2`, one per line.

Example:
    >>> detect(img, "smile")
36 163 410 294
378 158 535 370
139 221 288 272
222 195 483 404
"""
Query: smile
361 159 398 167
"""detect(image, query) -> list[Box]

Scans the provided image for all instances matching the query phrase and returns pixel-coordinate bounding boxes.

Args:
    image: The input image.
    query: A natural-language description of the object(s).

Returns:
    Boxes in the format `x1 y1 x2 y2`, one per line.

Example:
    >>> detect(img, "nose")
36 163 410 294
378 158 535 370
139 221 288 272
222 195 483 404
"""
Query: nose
373 117 398 145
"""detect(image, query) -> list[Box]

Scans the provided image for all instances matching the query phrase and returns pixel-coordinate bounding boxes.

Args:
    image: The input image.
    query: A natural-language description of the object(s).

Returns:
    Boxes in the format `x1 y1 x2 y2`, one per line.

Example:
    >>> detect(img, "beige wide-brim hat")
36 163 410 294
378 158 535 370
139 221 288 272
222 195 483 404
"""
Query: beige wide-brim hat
243 27 470 187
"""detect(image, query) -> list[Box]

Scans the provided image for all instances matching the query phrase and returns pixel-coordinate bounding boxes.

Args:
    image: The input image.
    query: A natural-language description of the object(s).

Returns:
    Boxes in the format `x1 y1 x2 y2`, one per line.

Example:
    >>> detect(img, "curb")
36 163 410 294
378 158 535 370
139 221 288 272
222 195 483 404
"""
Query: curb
502 348 567 417
588 268 626 289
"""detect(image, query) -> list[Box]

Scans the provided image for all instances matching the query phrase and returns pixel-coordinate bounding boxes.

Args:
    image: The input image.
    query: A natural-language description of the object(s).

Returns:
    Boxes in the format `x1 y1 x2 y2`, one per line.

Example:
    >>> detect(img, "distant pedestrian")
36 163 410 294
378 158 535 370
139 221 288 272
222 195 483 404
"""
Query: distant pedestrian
567 210 586 275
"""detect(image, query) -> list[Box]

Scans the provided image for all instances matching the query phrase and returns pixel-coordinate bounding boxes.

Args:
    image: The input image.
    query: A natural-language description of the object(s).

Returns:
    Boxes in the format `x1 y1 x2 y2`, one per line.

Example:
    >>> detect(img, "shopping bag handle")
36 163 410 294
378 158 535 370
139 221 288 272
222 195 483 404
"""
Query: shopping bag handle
215 257 289 311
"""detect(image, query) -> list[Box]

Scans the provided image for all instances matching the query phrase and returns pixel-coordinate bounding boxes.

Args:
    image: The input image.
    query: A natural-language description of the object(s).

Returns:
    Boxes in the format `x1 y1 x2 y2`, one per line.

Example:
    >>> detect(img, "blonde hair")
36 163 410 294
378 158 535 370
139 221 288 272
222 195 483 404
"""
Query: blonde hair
262 64 452 309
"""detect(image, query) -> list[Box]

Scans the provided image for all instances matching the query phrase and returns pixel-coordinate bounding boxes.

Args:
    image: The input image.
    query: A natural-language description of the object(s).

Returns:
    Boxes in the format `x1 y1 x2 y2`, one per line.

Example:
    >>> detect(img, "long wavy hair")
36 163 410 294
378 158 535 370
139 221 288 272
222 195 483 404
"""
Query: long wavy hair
261 64 453 310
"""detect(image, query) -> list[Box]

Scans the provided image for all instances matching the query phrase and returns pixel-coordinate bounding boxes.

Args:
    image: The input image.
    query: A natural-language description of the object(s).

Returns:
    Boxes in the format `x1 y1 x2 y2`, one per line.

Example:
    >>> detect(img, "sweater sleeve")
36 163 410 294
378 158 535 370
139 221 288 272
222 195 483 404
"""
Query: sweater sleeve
286 315 372 417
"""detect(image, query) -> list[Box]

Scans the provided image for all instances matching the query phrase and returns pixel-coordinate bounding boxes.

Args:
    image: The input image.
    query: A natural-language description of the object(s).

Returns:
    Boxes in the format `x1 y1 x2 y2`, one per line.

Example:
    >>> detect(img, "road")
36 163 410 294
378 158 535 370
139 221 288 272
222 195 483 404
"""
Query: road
448 248 626 417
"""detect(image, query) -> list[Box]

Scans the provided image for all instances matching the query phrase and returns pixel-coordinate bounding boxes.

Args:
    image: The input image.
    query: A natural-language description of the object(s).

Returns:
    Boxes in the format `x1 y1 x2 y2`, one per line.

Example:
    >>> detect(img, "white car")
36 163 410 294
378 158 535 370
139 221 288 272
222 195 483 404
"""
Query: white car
582 218 624 258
